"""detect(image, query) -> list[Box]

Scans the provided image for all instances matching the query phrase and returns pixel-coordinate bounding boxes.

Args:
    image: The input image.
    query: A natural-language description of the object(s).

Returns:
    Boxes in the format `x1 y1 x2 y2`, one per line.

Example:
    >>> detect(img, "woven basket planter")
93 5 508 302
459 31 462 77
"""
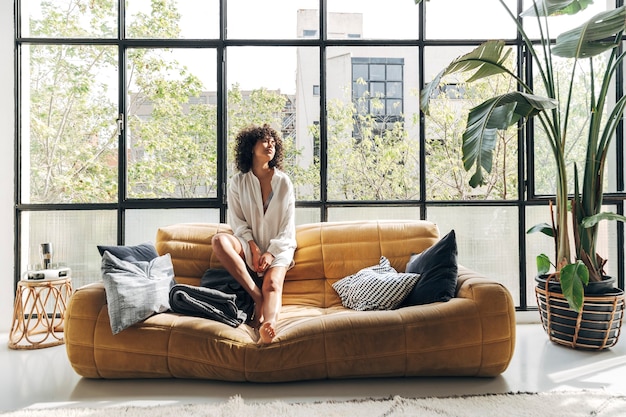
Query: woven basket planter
535 277 625 350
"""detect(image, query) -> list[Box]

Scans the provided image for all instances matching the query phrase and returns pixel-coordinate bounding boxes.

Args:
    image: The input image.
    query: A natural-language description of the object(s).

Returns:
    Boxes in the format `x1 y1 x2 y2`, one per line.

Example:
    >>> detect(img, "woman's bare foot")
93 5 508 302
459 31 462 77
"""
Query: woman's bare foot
258 321 276 344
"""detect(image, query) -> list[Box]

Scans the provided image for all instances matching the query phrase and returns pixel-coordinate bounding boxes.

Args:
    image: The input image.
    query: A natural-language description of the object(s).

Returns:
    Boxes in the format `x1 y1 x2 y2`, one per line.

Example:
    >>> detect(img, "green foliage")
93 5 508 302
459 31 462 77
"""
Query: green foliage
326 93 419 201
536 254 552 276
29 42 119 203
27 1 314 202
418 0 626 312
559 260 589 313
422 55 519 200
527 223 554 238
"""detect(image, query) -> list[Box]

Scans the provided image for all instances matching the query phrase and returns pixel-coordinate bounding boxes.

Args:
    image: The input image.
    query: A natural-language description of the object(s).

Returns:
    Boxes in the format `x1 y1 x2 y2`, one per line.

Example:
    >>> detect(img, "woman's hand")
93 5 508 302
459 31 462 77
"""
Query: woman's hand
249 241 274 273
257 252 275 273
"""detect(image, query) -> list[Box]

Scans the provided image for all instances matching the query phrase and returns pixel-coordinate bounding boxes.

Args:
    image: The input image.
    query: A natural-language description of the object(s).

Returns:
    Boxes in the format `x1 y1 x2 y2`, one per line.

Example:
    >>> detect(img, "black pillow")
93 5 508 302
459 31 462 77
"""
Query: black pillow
97 242 159 262
402 230 458 306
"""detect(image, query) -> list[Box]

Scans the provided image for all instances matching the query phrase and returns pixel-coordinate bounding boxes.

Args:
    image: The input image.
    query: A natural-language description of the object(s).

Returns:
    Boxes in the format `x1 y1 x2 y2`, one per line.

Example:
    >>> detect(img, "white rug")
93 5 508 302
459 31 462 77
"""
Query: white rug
2 391 626 417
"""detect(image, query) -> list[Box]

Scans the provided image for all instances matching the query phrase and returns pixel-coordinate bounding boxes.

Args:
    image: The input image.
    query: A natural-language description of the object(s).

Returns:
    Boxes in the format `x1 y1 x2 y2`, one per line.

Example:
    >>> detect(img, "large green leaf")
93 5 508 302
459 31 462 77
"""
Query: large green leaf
581 211 626 228
527 222 555 237
559 261 589 312
536 254 552 275
521 0 594 17
552 6 626 58
420 41 511 116
462 92 558 187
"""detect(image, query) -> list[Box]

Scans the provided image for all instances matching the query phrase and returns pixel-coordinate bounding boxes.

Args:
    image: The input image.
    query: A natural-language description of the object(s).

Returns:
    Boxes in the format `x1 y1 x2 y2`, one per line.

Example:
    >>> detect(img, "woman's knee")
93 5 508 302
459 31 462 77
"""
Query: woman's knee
211 233 232 255
262 268 286 293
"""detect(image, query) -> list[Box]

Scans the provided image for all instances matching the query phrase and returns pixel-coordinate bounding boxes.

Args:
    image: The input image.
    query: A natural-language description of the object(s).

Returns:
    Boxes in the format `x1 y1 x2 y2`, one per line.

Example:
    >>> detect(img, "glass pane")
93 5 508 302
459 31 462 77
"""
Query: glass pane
21 44 118 204
226 207 322 226
532 53 616 195
126 0 218 39
327 47 419 201
328 206 420 222
295 207 321 225
125 209 220 245
423 46 518 201
226 207 321 227
126 48 217 199
228 0 319 39
387 65 402 81
20 210 117 289
327 0 419 40
370 65 385 81
21 0 117 38
353 64 368 80
387 82 402 98
427 206 520 306
425 0 517 40
523 1 609 39
525 205 619 307
227 46 320 201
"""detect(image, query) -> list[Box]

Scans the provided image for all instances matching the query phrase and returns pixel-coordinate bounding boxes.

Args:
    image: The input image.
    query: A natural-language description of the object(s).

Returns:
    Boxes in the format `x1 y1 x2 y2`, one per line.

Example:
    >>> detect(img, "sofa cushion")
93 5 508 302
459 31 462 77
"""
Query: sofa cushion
332 256 419 311
97 242 159 262
101 250 175 335
402 230 458 306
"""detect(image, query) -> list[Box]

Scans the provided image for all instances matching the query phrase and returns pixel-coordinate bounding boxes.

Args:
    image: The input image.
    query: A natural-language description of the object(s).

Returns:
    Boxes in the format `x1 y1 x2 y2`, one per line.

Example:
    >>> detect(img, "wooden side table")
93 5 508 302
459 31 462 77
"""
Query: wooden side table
8 277 73 349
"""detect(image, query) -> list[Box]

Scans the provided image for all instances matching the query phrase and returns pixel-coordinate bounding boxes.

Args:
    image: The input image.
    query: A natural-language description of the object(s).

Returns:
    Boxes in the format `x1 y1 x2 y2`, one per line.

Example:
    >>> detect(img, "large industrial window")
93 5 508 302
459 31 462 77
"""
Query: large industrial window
15 0 626 310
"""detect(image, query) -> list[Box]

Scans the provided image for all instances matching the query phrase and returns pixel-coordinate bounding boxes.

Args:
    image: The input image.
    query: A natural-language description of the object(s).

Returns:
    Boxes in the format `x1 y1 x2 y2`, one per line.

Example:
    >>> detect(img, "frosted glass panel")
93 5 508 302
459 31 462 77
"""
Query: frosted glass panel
427 206 520 305
525 205 619 307
20 210 117 288
295 208 321 225
125 209 220 246
328 206 420 222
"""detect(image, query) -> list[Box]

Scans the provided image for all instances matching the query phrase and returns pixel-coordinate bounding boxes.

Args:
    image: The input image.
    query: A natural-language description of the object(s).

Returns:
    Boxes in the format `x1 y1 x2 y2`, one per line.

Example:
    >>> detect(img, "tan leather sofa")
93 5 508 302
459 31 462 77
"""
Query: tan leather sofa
65 220 516 381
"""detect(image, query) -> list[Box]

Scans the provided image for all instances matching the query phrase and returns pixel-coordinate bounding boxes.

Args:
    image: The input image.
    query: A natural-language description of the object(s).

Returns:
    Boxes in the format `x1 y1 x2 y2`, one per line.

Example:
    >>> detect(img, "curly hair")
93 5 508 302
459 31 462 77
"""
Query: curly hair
234 124 284 173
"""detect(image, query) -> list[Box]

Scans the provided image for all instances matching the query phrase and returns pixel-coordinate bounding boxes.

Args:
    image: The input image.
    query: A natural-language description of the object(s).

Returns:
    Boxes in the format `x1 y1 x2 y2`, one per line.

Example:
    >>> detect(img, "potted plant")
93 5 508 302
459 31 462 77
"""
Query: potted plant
418 0 626 345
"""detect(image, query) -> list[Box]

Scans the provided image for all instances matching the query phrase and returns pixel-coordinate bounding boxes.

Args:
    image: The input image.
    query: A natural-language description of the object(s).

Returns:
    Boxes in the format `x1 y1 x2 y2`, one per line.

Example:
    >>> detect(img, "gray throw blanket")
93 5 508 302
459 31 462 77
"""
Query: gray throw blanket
168 268 255 327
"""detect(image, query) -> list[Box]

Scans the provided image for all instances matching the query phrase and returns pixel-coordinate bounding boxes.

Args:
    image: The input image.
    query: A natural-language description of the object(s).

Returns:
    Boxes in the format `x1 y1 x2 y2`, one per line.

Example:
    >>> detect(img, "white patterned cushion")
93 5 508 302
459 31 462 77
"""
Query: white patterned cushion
101 251 175 335
332 256 420 311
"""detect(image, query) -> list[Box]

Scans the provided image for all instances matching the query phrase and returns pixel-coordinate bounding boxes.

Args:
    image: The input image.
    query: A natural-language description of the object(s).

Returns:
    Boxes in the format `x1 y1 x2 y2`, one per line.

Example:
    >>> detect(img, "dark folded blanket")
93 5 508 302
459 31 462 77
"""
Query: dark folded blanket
169 284 246 327
168 268 255 327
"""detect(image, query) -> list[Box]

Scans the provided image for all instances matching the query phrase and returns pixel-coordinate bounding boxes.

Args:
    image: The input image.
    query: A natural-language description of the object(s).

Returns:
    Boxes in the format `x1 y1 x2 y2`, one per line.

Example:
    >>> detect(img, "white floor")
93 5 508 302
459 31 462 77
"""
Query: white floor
1 323 626 412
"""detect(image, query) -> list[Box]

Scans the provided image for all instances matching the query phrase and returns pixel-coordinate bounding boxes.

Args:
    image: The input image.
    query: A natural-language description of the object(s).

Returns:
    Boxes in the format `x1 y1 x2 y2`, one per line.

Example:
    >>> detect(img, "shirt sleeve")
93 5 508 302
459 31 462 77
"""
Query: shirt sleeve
267 173 297 262
227 174 254 243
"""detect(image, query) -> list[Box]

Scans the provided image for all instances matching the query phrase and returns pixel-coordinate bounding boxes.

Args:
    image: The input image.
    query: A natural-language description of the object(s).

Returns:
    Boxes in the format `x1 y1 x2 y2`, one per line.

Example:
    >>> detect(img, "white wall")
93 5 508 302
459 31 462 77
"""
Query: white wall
1 2 15 332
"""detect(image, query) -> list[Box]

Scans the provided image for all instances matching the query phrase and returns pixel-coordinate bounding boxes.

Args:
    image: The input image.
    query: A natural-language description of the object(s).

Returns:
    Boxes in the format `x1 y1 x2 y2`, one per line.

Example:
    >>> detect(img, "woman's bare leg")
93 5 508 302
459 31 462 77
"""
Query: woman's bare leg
258 266 286 344
211 233 264 325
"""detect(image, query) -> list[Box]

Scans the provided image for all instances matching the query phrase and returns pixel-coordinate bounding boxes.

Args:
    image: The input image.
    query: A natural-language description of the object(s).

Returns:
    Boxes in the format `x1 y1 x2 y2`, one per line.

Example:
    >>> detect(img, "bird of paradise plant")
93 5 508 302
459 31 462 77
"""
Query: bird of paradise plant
418 0 626 311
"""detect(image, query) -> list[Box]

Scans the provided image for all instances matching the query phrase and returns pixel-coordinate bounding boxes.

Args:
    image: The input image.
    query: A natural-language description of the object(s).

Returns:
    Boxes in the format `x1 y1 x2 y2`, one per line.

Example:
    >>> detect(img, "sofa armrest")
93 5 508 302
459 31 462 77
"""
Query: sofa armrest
456 265 514 310
454 265 516 375
65 282 108 378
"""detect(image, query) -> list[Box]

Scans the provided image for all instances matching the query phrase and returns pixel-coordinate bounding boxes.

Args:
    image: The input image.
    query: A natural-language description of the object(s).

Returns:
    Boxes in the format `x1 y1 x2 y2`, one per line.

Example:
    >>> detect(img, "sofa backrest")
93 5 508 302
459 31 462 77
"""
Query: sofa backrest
156 220 440 308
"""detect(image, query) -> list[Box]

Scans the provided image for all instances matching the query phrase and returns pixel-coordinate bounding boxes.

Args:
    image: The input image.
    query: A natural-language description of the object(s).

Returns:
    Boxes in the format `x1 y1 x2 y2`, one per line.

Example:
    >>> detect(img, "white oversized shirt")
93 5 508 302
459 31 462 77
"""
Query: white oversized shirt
228 168 297 273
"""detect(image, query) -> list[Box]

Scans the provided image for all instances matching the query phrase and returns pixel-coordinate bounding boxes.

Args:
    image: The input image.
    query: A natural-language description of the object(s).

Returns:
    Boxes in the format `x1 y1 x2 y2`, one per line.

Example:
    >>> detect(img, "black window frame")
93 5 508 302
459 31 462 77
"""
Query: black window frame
13 0 626 310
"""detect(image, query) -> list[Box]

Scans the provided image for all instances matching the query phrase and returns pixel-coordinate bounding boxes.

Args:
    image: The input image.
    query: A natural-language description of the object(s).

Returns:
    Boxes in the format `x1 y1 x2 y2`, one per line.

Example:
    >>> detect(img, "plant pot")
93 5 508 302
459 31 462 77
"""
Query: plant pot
535 275 625 350
535 274 617 295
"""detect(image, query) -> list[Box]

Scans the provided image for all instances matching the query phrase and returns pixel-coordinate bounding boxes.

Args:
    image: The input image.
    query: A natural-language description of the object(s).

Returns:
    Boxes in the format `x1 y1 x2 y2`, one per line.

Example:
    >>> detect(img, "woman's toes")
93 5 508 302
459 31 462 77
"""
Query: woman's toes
258 322 276 344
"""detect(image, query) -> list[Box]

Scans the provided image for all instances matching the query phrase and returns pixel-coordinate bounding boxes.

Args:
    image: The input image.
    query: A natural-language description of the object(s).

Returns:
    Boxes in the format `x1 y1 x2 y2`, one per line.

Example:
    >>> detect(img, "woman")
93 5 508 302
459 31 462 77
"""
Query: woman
211 124 297 344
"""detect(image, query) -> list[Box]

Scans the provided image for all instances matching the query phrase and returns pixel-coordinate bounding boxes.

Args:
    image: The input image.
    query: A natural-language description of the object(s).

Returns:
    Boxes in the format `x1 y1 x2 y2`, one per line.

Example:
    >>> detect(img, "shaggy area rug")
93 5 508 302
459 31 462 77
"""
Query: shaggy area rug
2 391 626 417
